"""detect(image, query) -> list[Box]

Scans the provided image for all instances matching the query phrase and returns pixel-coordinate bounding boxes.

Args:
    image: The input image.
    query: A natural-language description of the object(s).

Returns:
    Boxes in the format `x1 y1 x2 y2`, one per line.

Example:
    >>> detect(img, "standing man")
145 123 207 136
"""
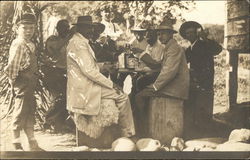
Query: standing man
136 29 165 91
66 16 135 138
4 14 43 151
135 21 190 137
42 19 74 132
116 26 148 88
100 8 123 41
179 21 222 134
129 27 148 54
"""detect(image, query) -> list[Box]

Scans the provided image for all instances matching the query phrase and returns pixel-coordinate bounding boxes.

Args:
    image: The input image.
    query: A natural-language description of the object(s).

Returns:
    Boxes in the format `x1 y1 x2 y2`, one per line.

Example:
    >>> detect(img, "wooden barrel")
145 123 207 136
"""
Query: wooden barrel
226 0 250 53
148 97 184 146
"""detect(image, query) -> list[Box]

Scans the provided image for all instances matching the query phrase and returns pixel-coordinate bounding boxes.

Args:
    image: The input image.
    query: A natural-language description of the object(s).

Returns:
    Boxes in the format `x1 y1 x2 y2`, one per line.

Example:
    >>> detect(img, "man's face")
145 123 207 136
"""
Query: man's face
134 32 145 42
78 24 94 39
17 23 35 40
184 27 198 43
158 30 172 44
58 21 70 37
146 31 157 46
101 11 110 21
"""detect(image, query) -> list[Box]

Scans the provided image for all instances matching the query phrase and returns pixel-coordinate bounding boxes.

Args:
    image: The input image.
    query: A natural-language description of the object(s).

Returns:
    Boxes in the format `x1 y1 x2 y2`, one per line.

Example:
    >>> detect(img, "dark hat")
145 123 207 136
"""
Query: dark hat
93 22 105 34
179 21 203 38
72 16 95 25
156 21 177 33
17 13 36 25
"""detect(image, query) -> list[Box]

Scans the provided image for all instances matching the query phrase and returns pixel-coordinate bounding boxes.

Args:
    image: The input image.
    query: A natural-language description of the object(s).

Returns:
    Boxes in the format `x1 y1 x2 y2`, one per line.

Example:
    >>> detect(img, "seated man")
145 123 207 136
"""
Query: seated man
66 16 135 139
135 21 190 138
136 29 165 92
42 19 74 131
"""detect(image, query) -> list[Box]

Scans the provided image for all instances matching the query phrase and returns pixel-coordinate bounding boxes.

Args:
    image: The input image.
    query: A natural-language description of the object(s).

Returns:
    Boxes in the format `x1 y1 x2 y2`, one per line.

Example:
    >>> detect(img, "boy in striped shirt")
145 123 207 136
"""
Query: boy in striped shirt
4 13 43 151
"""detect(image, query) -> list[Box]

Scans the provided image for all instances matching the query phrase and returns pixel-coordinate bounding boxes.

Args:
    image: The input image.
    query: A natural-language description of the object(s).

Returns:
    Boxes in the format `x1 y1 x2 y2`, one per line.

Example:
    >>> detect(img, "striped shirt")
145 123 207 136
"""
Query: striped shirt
4 38 35 81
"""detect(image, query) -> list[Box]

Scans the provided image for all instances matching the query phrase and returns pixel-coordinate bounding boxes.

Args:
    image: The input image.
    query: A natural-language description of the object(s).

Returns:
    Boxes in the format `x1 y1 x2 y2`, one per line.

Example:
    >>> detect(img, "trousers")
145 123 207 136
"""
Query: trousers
101 87 135 137
12 69 37 132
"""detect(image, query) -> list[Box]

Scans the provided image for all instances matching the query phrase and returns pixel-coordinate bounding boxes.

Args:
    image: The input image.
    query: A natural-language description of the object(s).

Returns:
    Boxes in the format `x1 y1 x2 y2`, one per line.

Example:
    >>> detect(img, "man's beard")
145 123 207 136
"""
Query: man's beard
147 38 157 46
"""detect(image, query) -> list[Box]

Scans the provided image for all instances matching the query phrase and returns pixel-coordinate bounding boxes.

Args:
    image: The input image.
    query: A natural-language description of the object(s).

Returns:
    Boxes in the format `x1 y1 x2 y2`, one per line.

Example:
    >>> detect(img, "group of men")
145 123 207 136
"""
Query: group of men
4 11 222 151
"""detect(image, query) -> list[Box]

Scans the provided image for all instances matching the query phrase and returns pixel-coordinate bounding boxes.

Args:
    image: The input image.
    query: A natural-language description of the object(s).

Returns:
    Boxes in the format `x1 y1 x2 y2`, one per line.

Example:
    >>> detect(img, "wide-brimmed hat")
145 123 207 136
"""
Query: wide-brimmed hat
179 21 203 38
93 22 105 34
131 27 147 32
156 21 177 33
131 23 147 32
72 16 95 25
17 13 36 25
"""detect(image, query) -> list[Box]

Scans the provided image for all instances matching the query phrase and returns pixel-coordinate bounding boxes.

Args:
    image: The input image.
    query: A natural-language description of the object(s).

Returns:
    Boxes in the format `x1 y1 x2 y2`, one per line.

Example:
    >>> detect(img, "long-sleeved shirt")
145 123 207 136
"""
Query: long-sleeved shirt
145 40 165 62
185 39 222 90
101 20 123 41
130 38 148 51
4 38 35 81
139 40 165 70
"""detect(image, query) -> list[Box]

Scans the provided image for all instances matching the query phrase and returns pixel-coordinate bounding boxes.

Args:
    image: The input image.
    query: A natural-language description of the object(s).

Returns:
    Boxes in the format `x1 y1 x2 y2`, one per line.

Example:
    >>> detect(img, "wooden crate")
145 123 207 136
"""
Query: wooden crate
148 97 184 146
227 0 249 19
226 0 250 52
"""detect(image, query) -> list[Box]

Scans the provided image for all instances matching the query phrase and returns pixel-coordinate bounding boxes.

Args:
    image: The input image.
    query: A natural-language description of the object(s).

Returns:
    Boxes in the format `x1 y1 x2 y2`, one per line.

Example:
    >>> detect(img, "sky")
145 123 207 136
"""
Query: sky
182 1 226 25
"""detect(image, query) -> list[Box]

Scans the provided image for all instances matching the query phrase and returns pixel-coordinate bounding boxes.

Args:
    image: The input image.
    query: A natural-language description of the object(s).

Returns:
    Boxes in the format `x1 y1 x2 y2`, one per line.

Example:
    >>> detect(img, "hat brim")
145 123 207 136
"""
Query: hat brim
93 22 105 34
131 29 147 32
156 28 177 33
17 20 36 25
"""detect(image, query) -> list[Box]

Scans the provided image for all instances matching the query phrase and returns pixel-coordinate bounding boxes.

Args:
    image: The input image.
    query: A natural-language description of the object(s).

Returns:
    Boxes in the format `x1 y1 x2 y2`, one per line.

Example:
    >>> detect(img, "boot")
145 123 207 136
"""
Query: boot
28 140 45 151
13 143 24 151
24 127 44 151
12 130 23 151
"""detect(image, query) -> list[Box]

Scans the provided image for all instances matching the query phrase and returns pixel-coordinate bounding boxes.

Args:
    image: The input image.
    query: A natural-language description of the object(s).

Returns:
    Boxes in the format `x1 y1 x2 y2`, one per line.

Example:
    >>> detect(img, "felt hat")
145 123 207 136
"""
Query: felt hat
17 13 36 25
156 21 177 33
179 21 203 38
72 16 95 25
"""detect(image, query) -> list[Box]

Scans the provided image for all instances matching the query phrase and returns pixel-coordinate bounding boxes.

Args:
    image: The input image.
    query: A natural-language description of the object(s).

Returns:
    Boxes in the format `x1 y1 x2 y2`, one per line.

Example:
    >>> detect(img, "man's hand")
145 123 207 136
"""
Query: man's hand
146 84 156 91
113 83 123 94
198 28 209 40
98 36 108 44
101 62 117 74
131 47 144 54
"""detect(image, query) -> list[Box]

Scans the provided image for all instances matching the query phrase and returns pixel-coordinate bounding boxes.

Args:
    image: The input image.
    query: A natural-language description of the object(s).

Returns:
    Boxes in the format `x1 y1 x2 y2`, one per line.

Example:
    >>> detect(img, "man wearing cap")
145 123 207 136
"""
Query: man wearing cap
66 16 135 138
4 14 43 151
135 21 189 137
179 21 222 134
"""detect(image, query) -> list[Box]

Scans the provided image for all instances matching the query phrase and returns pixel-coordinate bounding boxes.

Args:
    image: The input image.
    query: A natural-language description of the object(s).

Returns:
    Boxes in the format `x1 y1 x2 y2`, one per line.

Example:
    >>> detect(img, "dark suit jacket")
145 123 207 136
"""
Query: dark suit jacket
185 39 222 90
153 39 190 100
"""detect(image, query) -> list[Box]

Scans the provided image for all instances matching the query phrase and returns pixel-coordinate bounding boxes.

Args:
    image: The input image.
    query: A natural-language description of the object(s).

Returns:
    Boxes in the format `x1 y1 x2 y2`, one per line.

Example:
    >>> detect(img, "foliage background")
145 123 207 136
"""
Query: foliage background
0 1 249 128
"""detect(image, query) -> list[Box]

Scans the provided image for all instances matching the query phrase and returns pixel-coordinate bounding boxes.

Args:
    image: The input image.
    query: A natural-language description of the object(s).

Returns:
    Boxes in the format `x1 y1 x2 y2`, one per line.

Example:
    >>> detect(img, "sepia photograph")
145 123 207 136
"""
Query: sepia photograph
0 0 249 159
